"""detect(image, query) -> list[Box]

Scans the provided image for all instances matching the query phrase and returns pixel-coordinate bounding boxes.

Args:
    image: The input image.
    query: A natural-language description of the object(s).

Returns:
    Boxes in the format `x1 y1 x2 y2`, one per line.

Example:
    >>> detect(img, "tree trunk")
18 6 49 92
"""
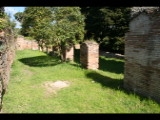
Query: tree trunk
37 40 41 51
46 47 49 54
60 46 66 62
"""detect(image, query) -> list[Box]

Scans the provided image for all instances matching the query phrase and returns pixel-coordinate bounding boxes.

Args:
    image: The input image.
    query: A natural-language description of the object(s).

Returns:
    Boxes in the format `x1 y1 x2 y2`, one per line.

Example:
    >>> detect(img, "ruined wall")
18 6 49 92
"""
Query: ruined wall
16 36 53 53
66 46 74 61
0 29 16 110
124 11 160 103
80 41 99 70
16 36 39 50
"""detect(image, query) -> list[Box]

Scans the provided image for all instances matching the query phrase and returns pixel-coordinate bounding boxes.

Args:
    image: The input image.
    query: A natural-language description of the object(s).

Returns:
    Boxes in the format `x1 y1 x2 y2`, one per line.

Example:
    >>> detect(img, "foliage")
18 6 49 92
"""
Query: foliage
14 12 24 23
0 7 5 18
14 7 85 60
18 7 54 51
0 18 8 31
51 7 85 61
2 50 160 113
0 9 16 42
81 7 131 54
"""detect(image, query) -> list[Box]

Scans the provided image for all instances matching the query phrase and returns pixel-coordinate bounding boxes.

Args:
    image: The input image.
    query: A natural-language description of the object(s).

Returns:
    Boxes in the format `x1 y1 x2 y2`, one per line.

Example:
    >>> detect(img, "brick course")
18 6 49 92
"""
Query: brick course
124 10 160 103
80 41 99 70
16 36 39 50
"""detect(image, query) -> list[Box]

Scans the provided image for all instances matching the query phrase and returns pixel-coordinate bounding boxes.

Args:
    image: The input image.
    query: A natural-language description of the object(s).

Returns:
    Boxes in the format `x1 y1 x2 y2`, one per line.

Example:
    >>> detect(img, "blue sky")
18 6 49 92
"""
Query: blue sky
4 7 25 28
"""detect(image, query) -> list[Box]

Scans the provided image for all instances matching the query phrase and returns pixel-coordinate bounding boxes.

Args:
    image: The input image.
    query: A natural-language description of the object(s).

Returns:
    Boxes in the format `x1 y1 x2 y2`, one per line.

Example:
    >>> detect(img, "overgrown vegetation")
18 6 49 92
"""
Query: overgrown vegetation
2 50 160 113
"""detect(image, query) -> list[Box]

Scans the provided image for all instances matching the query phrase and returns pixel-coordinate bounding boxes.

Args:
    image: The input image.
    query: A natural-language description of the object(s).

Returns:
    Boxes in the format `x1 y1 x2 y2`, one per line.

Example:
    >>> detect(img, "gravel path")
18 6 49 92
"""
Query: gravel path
99 51 124 59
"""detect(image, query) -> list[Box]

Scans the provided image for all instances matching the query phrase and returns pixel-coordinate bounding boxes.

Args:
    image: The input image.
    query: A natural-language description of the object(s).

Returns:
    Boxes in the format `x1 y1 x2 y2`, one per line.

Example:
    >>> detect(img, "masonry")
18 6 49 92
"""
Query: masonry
124 9 160 103
0 29 16 110
80 41 99 70
16 36 39 50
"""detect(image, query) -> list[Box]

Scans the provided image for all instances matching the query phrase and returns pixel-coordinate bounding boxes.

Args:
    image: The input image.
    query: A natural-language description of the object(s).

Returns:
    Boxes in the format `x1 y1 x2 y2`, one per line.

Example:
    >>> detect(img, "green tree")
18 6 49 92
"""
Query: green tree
81 7 131 54
14 12 24 23
19 7 54 51
0 7 5 18
51 7 85 61
15 7 85 61
0 8 16 34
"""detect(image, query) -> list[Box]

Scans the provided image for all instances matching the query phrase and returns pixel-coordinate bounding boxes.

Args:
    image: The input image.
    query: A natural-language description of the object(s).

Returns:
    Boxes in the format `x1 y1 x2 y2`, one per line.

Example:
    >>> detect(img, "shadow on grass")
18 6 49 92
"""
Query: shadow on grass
19 55 61 67
73 49 124 74
86 71 123 90
85 71 153 102
99 56 124 74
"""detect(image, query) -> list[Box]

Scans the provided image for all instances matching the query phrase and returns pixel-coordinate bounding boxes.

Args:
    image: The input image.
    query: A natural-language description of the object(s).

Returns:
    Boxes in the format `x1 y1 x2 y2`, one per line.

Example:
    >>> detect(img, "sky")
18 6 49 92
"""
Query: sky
4 7 25 28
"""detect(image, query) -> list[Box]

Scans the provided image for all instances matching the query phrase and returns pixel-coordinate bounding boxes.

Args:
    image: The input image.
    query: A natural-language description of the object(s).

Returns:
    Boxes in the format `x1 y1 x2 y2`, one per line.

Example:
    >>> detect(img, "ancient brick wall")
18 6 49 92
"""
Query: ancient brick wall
0 29 16 110
124 10 160 103
16 36 53 53
66 46 74 61
16 36 39 50
80 41 99 70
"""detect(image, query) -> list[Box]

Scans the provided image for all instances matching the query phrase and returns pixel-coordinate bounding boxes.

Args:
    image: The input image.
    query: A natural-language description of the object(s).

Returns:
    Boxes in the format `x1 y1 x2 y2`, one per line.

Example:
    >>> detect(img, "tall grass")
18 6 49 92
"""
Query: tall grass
1 50 160 113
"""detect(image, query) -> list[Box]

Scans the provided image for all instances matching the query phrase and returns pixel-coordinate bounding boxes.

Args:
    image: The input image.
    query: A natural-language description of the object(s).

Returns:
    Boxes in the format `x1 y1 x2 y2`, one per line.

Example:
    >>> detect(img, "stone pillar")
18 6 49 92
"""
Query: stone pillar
66 46 74 61
80 41 99 70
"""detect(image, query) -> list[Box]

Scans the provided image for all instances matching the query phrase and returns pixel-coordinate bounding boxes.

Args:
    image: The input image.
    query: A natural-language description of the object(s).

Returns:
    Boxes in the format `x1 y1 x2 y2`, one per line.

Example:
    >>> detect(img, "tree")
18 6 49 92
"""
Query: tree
14 12 24 23
0 8 16 33
0 7 5 18
18 7 54 51
81 7 131 54
51 7 85 61
15 7 85 61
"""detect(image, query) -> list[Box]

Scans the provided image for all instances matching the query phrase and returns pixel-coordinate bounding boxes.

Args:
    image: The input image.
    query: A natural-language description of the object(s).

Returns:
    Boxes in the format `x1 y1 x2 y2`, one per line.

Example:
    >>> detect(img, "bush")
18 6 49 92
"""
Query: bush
0 18 8 31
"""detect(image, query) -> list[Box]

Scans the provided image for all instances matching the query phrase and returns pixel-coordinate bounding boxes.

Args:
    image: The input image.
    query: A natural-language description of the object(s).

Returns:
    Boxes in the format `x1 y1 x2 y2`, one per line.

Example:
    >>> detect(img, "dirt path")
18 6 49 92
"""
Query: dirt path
99 51 124 59
42 80 70 97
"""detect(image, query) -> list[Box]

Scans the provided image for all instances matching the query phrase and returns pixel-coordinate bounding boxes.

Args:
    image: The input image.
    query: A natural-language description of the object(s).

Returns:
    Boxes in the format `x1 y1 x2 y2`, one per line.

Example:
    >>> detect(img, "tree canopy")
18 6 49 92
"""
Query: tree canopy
15 7 85 61
50 7 85 61
16 7 54 51
14 7 131 56
14 12 24 23
81 7 131 54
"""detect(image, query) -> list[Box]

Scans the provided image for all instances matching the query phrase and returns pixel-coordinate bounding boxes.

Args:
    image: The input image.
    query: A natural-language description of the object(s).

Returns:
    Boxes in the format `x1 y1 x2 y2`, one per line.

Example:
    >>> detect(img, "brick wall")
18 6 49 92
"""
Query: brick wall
66 46 74 61
124 11 160 103
80 41 99 70
0 29 16 110
16 36 39 50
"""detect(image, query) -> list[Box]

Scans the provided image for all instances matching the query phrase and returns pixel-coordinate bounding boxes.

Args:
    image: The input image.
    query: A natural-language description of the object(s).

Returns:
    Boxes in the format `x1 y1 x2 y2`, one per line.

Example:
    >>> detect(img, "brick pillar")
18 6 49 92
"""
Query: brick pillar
66 46 74 61
80 41 99 70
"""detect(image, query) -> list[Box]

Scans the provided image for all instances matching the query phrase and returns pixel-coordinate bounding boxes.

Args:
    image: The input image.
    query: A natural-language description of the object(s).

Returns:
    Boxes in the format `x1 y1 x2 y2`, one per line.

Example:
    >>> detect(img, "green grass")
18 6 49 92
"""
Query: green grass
2 49 160 113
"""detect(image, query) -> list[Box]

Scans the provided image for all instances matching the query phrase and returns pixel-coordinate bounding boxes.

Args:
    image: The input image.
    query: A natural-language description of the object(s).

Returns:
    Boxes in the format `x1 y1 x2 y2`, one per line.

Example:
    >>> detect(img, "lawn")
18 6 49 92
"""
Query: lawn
2 49 160 113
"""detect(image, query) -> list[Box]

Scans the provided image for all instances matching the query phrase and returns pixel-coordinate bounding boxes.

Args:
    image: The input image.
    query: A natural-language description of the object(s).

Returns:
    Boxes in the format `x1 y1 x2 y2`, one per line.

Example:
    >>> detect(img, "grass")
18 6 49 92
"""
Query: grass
1 49 160 113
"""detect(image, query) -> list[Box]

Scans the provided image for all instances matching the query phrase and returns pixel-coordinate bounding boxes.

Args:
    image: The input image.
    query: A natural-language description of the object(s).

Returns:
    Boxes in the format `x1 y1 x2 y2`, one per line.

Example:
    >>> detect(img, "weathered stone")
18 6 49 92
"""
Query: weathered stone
0 29 16 111
124 10 160 103
16 36 38 50
80 40 99 70
66 46 74 61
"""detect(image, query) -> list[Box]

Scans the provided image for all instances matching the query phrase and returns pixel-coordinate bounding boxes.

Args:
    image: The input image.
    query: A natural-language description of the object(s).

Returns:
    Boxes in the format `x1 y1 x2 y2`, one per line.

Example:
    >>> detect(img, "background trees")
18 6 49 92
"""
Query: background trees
51 7 85 61
0 7 16 35
14 7 131 57
15 7 54 51
81 7 131 54
14 7 85 61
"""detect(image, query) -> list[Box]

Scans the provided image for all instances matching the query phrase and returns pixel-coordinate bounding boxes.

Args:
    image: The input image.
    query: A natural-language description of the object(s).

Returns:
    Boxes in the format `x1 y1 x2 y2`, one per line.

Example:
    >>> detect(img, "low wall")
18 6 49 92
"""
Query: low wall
16 36 39 50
